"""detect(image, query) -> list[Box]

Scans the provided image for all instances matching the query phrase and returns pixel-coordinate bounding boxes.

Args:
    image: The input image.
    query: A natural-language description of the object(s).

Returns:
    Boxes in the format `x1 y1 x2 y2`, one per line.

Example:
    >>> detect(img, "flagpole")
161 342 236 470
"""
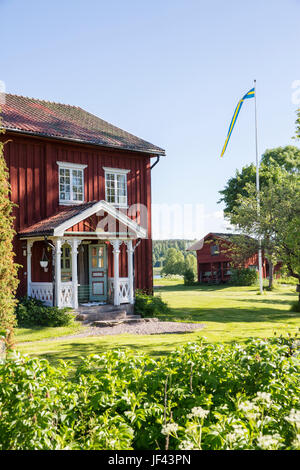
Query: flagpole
254 79 264 294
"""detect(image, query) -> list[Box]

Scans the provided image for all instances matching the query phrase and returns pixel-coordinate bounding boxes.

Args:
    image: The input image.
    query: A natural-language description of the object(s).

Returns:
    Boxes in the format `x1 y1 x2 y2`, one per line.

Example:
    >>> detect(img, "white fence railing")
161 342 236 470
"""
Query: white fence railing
30 282 53 307
59 282 74 308
108 277 131 304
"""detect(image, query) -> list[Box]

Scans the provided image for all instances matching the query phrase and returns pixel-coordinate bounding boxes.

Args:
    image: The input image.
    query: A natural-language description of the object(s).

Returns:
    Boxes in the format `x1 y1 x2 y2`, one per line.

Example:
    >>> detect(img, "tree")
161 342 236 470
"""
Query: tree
230 173 300 291
183 253 197 285
219 146 300 287
161 248 185 276
0 125 19 348
295 108 300 140
219 146 300 215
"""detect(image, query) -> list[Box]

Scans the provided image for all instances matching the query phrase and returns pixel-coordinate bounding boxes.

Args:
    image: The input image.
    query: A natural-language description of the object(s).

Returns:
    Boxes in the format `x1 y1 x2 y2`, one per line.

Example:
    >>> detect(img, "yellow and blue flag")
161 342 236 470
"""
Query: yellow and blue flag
220 88 255 157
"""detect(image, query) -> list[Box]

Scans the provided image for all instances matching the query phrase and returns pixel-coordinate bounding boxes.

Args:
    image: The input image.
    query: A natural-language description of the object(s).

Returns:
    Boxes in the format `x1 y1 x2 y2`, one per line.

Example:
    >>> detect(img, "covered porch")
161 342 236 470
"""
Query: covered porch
20 200 146 309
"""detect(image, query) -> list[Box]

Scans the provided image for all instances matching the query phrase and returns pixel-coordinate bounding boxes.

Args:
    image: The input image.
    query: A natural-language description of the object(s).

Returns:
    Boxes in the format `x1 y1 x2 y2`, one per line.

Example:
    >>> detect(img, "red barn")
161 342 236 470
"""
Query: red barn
1 94 165 309
187 232 280 283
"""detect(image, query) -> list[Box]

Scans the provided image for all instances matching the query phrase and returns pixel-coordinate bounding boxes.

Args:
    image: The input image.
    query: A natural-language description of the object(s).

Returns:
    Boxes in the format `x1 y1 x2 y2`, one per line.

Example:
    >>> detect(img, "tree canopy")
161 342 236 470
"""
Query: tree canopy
219 146 300 215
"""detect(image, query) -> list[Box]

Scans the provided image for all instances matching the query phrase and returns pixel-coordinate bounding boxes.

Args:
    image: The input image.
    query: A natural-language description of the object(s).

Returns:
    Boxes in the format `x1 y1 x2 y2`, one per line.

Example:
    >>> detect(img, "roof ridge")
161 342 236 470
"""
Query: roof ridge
5 93 81 109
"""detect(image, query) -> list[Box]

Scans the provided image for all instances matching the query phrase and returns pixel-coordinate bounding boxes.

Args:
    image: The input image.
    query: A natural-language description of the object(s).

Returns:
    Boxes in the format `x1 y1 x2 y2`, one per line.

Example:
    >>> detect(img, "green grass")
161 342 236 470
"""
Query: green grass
15 322 86 343
155 283 300 343
16 283 300 365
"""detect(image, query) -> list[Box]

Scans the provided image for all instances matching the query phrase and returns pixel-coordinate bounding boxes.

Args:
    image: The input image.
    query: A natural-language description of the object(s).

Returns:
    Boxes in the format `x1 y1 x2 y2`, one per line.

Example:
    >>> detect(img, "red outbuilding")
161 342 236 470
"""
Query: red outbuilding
1 94 165 309
187 232 281 284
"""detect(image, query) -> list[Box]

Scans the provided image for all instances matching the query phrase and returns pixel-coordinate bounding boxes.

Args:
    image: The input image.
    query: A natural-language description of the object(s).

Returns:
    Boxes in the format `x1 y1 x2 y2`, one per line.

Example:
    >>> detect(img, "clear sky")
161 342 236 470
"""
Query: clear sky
1 0 299 239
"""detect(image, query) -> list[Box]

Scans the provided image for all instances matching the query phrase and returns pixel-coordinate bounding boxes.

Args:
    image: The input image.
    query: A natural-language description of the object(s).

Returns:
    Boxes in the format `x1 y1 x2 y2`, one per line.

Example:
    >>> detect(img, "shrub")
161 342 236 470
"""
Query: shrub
15 297 73 327
290 301 300 313
0 135 19 348
230 268 258 286
183 267 196 285
0 337 299 450
134 290 171 317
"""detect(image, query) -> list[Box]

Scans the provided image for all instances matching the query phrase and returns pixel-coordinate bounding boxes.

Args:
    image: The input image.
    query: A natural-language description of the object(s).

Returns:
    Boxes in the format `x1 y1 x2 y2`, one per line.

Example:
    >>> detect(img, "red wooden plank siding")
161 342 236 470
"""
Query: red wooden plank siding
3 133 155 296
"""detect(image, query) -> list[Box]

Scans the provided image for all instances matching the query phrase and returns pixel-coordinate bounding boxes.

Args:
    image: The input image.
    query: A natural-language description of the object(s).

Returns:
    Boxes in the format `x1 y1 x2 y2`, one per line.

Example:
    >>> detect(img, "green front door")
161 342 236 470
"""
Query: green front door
88 244 107 302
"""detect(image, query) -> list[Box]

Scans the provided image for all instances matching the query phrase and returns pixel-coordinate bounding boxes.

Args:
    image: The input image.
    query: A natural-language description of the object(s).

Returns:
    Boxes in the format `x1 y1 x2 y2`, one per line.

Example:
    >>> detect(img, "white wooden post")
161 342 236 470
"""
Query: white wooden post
27 240 34 297
71 239 80 309
111 240 122 306
125 240 134 304
54 238 62 308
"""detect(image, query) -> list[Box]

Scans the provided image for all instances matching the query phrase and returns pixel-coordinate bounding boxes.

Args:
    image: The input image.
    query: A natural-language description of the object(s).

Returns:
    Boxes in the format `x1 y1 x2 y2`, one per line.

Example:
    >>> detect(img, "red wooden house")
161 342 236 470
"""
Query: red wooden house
1 94 165 309
187 232 280 283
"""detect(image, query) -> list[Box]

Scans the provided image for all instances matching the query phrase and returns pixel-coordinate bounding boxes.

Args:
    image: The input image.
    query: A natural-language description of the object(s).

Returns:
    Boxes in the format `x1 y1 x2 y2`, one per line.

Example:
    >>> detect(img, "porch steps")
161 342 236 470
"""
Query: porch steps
91 317 159 328
75 303 135 324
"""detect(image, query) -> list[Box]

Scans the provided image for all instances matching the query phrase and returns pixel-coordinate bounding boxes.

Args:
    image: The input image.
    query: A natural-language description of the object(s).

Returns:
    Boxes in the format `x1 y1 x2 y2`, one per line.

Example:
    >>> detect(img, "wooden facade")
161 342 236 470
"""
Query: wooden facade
2 132 156 303
188 233 280 284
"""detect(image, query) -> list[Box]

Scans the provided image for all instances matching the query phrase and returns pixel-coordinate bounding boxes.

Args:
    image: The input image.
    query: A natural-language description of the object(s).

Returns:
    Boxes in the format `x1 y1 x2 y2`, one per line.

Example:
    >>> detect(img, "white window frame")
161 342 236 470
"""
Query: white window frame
57 161 87 205
103 167 130 208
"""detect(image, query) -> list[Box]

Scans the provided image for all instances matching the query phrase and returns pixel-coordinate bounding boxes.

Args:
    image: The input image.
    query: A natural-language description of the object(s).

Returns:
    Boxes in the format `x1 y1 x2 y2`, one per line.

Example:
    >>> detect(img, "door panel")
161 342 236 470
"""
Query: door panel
89 245 107 302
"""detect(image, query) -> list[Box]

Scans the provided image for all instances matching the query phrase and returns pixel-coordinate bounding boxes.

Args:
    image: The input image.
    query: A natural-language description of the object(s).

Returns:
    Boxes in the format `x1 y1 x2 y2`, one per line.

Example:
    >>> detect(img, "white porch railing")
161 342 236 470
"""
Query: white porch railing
108 277 131 304
30 282 53 307
59 282 74 308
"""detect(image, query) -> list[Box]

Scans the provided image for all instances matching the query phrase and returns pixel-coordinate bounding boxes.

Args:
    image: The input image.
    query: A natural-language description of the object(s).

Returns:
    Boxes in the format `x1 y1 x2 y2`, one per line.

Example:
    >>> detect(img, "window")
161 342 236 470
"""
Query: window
57 162 87 204
211 244 220 256
61 243 72 282
103 167 130 207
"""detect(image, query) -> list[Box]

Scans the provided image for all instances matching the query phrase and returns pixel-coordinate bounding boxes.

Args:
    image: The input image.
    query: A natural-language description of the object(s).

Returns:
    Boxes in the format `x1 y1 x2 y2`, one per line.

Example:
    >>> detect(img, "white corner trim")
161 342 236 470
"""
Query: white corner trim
103 167 131 175
57 161 88 170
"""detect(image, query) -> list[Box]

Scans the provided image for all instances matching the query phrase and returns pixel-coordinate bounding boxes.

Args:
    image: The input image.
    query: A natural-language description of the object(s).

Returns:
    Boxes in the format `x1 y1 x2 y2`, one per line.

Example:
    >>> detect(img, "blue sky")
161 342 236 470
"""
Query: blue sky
1 0 299 239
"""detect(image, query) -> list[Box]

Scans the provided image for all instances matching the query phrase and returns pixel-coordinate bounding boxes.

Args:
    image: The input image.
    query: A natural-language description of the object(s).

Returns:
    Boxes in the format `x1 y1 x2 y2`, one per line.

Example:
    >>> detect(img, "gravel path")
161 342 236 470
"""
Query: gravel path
27 321 205 343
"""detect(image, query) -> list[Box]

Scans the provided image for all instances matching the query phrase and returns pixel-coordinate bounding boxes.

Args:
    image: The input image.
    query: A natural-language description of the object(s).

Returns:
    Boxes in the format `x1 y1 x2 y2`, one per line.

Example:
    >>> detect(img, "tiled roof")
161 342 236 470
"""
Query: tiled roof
1 94 165 155
19 201 97 237
187 232 252 251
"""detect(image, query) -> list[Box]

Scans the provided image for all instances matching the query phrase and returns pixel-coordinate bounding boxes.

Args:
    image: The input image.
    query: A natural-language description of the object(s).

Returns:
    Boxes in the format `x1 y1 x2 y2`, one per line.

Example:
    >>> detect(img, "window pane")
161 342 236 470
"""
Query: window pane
59 166 84 203
105 172 127 205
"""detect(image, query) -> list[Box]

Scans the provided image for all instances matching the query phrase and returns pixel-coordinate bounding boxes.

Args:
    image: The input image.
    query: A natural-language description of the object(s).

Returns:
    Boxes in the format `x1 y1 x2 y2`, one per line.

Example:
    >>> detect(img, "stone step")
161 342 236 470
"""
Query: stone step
76 310 128 322
91 317 158 328
76 303 134 316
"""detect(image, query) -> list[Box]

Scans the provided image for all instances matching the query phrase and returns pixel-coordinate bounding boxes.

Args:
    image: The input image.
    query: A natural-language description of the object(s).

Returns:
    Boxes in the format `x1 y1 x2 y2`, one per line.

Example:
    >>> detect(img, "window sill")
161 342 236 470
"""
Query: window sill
59 200 85 206
109 204 129 210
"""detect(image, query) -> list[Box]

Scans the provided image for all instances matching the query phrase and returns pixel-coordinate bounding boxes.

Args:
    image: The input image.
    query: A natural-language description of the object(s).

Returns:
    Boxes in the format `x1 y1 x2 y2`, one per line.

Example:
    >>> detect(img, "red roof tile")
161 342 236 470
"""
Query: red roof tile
1 94 165 155
19 201 97 237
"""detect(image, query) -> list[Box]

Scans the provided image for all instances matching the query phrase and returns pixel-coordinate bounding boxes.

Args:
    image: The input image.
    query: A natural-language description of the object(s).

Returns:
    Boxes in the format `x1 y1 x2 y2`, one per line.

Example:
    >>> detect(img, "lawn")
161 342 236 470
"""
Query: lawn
16 282 300 365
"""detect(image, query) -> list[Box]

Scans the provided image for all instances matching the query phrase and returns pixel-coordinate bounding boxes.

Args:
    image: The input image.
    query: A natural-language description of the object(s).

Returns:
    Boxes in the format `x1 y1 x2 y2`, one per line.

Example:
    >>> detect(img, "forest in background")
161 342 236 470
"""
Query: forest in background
152 239 196 267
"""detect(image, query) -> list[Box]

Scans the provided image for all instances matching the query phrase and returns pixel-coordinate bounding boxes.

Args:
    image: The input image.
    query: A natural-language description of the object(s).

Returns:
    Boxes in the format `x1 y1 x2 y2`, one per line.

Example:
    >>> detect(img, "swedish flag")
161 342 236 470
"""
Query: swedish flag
220 88 255 157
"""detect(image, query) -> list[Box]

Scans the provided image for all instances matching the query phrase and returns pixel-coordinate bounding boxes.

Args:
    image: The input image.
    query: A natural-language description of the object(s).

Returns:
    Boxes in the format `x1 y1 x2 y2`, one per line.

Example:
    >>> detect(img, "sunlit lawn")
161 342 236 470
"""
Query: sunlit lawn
16 281 300 365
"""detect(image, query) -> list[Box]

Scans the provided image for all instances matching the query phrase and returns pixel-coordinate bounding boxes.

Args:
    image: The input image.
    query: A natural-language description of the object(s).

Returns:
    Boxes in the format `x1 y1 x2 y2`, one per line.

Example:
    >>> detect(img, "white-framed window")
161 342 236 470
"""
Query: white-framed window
103 167 130 207
57 162 87 204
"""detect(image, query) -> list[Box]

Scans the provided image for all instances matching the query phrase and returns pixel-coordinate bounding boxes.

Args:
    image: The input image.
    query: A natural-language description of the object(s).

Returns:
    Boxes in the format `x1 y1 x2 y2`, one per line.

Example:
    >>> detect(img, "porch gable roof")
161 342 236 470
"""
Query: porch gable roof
18 200 147 238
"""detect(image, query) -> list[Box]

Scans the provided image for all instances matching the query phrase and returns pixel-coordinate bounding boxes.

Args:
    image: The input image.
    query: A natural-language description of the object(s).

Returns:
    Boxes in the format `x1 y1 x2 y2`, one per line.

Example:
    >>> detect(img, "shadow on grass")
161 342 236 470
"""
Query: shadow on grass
30 338 189 366
155 284 231 293
156 304 300 324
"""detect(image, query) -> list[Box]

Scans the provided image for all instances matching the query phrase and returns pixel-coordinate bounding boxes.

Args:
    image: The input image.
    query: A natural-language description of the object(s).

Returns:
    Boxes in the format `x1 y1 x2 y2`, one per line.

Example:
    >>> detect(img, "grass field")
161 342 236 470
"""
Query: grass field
15 280 300 365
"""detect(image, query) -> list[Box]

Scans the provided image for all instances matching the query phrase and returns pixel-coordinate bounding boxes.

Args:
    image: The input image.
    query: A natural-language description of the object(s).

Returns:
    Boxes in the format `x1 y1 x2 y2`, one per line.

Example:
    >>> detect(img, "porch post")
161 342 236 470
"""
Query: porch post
71 239 81 309
125 240 134 304
111 240 122 306
27 240 34 297
54 238 62 308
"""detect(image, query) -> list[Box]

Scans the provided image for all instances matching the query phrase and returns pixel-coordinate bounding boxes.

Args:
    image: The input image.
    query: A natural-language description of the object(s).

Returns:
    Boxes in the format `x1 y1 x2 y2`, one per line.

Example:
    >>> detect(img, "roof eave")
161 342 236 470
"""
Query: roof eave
2 127 166 156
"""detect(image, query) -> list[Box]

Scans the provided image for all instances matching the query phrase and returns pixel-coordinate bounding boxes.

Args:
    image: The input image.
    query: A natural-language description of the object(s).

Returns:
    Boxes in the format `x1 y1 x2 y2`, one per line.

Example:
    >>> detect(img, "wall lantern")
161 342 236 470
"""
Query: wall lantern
40 248 49 272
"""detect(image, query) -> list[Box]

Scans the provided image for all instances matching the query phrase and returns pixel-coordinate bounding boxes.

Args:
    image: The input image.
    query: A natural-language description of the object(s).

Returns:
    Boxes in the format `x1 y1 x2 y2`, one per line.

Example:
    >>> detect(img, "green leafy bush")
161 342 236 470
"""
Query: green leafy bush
183 268 196 285
0 337 299 450
15 297 73 327
230 268 258 286
134 290 171 317
290 301 300 313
